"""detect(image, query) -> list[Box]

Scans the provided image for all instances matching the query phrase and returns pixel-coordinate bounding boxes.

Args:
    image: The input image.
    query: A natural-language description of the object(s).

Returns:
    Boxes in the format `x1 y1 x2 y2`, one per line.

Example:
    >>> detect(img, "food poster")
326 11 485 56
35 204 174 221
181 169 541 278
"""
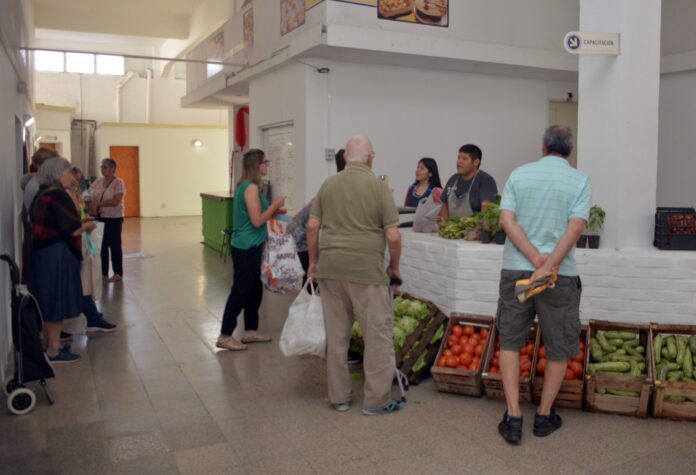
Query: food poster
281 0 306 35
243 7 254 48
336 0 449 27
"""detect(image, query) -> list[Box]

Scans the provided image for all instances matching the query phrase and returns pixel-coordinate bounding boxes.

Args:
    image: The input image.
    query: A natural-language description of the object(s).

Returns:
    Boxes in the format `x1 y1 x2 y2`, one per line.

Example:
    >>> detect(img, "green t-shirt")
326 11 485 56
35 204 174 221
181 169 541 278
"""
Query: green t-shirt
310 163 399 285
232 181 269 249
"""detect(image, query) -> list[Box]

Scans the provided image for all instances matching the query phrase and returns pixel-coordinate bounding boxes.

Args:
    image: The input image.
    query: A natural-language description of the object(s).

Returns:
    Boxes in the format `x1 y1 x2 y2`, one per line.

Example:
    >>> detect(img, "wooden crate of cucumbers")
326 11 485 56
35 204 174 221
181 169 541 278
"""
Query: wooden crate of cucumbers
650 324 696 421
584 320 653 418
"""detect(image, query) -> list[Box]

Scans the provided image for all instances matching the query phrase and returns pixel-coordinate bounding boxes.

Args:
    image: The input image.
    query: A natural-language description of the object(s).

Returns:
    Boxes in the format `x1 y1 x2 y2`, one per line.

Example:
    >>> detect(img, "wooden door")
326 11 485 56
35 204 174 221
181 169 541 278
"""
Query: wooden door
109 146 140 217
548 101 578 168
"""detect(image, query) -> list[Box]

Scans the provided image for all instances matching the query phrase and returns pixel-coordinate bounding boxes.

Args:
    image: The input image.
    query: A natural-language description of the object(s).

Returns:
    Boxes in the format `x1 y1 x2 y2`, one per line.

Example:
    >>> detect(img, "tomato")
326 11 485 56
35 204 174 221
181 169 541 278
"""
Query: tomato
525 344 534 356
489 367 499 374
491 357 499 368
472 356 480 366
448 335 459 347
572 351 585 363
460 353 473 366
456 365 467 370
569 361 584 378
463 326 475 336
459 336 469 346
494 350 500 358
539 346 547 358
521 370 530 377
438 356 447 367
480 328 489 339
520 354 530 363
452 325 463 337
520 360 532 372
463 344 475 356
536 358 547 374
474 344 484 357
519 347 526 356
564 368 575 380
444 349 453 357
451 345 462 356
579 340 586 352
470 361 479 371
446 356 459 368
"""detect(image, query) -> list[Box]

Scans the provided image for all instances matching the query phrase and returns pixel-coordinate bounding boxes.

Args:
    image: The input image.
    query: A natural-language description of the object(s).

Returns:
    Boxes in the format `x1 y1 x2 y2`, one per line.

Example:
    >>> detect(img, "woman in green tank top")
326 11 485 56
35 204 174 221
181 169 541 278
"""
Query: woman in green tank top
216 149 285 351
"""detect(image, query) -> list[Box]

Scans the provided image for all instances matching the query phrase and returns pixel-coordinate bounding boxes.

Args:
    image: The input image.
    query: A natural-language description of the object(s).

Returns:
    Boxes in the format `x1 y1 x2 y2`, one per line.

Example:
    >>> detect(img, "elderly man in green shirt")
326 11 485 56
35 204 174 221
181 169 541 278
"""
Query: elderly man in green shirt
307 135 404 415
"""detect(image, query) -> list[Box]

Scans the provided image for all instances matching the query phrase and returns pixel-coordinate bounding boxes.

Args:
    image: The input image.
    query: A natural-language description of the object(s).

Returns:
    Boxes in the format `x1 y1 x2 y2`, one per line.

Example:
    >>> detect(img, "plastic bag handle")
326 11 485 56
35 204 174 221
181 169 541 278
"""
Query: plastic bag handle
269 218 283 235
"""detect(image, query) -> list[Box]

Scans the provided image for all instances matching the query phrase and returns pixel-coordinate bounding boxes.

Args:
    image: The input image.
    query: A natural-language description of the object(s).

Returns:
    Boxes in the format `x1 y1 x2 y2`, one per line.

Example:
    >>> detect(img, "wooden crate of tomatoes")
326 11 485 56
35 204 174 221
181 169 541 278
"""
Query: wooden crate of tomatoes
532 326 587 409
650 323 696 421
431 314 494 396
481 323 538 403
584 320 653 418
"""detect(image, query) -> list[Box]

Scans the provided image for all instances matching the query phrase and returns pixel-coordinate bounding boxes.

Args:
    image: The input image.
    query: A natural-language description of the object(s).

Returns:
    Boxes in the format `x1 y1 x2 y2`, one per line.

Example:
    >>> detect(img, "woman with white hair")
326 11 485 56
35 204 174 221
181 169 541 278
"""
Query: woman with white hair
29 157 96 363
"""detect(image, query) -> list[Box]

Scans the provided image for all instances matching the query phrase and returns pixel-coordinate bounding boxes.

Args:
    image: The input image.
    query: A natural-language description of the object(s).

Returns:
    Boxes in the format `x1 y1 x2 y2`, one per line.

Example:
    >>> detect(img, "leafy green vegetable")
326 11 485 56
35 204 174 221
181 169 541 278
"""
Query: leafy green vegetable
430 325 444 344
412 351 427 372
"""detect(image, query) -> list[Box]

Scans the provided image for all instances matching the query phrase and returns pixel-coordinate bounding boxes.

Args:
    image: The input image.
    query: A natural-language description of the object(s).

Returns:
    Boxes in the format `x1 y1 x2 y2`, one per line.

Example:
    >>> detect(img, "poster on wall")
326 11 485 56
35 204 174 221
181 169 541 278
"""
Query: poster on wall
379 0 448 26
262 123 296 213
281 0 306 36
336 0 449 27
243 7 254 48
206 31 224 77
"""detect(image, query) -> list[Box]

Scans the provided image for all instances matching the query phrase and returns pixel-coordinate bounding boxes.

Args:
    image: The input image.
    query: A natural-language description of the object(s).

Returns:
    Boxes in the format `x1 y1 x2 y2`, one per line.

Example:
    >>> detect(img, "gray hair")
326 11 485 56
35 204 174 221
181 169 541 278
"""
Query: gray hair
37 157 72 186
101 158 117 170
543 125 574 158
344 135 373 164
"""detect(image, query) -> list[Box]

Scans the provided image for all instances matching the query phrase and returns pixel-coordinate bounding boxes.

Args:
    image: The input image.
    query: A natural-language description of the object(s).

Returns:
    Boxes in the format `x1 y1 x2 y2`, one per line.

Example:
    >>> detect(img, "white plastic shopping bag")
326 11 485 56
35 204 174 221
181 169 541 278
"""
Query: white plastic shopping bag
279 281 326 358
261 218 304 294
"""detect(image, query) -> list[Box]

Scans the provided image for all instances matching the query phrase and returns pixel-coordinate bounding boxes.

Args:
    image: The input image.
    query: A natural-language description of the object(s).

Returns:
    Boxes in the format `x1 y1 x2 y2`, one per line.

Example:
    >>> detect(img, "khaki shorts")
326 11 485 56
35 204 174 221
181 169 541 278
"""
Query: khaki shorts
495 270 582 361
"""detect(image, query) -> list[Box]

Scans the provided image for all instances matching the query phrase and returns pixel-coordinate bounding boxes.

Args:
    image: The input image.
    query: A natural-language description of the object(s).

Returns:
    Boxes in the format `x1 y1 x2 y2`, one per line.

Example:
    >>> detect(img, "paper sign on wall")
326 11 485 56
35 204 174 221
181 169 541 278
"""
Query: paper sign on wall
564 31 620 55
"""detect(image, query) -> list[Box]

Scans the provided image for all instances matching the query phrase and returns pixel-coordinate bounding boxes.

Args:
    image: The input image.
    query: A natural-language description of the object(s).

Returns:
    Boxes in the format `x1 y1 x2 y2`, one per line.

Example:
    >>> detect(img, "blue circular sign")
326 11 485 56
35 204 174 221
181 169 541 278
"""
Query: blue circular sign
566 34 581 51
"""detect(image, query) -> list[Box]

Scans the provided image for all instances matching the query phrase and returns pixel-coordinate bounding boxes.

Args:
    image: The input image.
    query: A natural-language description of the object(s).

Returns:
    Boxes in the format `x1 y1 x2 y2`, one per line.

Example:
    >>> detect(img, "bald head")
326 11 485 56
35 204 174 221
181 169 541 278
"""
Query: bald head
344 136 374 165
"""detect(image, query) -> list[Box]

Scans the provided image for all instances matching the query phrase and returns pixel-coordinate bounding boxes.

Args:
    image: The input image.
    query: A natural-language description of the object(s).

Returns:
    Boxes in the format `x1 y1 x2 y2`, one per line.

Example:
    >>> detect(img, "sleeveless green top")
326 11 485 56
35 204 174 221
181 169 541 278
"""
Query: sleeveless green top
232 181 269 249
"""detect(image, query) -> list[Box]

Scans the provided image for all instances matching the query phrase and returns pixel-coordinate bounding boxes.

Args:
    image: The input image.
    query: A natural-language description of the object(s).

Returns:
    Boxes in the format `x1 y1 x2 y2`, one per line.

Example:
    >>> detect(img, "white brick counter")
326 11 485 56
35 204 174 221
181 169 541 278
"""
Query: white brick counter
399 229 696 325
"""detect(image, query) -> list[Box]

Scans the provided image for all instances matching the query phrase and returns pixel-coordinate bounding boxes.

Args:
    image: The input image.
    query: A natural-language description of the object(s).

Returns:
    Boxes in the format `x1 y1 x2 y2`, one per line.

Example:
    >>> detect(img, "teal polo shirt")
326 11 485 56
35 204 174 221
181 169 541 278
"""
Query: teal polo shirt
500 156 592 276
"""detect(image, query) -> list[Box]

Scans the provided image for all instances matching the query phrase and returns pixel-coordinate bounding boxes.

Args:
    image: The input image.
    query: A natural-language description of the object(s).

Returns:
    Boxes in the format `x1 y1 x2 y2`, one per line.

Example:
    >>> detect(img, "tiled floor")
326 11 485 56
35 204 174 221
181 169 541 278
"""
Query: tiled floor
1 217 694 475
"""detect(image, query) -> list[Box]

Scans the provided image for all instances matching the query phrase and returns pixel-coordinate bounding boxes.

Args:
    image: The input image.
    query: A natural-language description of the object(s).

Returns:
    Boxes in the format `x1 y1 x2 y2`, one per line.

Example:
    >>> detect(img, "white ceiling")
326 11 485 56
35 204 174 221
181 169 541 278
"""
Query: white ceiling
32 0 207 39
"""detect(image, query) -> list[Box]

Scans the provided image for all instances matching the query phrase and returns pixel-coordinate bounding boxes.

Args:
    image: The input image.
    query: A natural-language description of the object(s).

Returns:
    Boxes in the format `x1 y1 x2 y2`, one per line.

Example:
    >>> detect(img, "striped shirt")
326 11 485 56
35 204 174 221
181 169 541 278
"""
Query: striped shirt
500 156 591 276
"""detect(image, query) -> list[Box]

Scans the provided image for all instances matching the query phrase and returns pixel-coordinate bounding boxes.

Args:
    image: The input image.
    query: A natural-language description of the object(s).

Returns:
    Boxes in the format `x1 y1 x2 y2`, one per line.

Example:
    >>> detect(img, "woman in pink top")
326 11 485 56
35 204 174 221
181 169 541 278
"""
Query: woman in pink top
90 158 126 282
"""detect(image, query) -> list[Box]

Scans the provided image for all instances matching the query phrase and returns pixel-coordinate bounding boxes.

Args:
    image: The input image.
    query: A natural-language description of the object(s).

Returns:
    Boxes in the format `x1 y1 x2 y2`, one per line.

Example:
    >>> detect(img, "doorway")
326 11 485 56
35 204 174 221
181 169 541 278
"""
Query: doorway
109 146 141 217
548 100 578 168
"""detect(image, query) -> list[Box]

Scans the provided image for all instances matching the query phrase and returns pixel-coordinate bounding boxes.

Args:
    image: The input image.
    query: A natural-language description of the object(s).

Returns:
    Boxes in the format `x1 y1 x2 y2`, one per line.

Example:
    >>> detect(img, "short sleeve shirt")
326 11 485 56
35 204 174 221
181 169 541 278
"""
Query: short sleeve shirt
286 200 313 252
441 170 498 213
500 156 592 276
91 177 126 218
310 163 399 285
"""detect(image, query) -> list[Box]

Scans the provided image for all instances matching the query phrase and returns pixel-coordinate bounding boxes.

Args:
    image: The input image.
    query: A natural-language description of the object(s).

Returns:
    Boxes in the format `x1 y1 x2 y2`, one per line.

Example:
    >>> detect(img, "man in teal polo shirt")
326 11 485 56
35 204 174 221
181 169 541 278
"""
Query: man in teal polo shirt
496 125 591 443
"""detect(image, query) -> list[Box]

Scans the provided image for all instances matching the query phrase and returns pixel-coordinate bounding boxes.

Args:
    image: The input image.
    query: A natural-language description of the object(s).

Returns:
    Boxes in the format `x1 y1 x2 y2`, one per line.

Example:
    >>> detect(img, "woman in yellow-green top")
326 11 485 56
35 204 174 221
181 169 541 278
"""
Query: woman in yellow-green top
217 149 285 351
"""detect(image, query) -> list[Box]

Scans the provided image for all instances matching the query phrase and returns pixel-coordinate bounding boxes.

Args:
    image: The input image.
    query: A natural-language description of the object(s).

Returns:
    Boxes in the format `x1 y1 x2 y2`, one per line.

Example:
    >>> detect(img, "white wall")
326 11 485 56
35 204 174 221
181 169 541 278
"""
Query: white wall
96 124 229 217
35 72 228 125
301 59 577 204
658 70 696 207
35 107 72 159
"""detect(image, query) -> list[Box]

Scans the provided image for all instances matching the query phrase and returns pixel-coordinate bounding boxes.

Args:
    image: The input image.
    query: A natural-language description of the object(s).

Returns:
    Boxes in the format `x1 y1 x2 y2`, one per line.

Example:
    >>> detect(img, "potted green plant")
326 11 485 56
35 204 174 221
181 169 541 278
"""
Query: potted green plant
585 205 605 249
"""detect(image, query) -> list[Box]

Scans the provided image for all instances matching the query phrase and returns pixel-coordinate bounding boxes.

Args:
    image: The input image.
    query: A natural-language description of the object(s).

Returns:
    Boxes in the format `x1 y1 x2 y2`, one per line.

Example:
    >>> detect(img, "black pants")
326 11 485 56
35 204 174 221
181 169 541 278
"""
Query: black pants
100 217 123 277
220 244 264 336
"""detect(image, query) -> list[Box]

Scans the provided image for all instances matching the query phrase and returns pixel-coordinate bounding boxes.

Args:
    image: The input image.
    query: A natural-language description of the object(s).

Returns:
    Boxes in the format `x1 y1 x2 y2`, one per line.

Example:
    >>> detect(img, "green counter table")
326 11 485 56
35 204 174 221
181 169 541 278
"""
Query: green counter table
200 192 234 252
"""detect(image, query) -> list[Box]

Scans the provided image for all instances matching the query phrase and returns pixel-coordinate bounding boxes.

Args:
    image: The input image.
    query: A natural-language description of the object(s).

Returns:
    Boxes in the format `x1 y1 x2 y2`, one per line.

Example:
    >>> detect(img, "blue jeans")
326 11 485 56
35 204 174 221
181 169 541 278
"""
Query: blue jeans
82 295 104 326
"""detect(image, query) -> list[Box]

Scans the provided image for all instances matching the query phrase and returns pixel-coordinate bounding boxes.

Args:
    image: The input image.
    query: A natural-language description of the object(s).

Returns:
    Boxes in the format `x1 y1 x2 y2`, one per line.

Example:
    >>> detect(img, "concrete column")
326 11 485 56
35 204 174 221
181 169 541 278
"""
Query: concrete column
576 0 662 249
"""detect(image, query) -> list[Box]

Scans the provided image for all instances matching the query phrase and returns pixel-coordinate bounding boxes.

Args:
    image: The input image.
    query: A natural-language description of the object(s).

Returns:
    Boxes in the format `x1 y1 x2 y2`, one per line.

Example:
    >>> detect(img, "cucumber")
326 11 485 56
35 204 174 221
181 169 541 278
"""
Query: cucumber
622 339 640 349
588 361 631 374
606 388 640 397
662 347 674 362
634 346 645 354
629 360 641 376
676 336 688 365
637 362 646 372
625 347 645 361
602 349 626 361
590 338 603 362
597 333 612 351
690 335 696 354
668 371 683 382
667 396 686 402
667 336 678 360
610 355 635 363
604 331 637 341
666 362 680 371
654 335 663 364
608 338 624 347
684 349 693 379
657 364 668 382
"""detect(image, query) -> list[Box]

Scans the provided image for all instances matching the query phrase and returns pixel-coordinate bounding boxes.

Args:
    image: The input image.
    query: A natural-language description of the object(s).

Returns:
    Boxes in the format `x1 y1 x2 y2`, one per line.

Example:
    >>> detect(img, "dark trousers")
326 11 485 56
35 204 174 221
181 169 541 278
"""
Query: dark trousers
220 244 264 336
100 217 123 276
82 295 103 326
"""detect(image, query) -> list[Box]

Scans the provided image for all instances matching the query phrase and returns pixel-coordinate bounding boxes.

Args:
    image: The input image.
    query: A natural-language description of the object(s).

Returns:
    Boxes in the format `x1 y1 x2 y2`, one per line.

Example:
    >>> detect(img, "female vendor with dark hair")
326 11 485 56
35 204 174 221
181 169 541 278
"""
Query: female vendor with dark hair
404 157 442 207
